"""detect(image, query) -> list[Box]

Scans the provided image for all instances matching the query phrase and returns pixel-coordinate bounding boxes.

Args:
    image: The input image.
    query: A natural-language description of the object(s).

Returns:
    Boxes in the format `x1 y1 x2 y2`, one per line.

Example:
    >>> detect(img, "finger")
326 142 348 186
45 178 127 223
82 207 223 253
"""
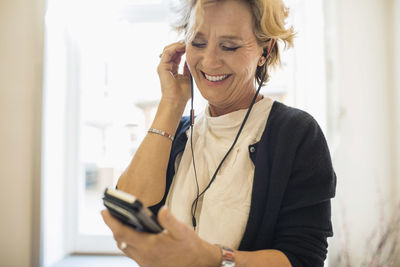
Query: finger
158 62 175 73
157 206 186 240
118 242 142 265
163 50 185 67
160 43 185 64
101 210 147 247
160 43 185 59
161 41 185 53
162 41 186 54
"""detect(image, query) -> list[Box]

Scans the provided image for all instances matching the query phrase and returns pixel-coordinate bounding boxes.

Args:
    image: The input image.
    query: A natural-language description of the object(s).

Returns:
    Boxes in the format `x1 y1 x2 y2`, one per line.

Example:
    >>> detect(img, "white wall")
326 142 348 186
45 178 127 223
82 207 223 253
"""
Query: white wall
41 2 70 264
394 0 400 206
0 0 45 266
329 0 399 265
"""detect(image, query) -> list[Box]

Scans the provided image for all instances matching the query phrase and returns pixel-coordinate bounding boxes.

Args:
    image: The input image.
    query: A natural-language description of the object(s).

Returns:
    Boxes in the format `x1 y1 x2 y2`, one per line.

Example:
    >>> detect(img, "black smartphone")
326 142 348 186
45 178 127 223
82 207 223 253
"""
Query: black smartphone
103 188 163 233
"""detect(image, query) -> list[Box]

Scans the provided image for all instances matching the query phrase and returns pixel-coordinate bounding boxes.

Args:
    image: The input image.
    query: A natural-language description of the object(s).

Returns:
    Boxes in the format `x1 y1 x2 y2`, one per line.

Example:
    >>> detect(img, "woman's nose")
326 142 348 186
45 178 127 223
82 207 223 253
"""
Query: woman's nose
201 46 223 69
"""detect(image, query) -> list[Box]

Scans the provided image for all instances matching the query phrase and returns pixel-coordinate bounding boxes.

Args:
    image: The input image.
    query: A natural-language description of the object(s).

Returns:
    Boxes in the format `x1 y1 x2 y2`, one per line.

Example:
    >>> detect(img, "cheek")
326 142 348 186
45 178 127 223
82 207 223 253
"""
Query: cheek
232 57 258 79
233 48 259 69
239 46 262 74
185 46 196 72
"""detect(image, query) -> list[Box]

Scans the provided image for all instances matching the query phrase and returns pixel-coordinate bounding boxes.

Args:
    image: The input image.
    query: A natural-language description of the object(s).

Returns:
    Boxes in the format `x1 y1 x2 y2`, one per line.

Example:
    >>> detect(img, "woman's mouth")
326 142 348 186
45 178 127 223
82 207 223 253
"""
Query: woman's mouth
201 71 232 83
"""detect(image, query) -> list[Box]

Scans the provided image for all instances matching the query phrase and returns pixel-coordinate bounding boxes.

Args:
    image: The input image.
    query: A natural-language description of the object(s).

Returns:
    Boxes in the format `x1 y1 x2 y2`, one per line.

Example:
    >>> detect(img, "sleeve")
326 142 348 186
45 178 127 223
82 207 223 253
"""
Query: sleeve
273 115 337 267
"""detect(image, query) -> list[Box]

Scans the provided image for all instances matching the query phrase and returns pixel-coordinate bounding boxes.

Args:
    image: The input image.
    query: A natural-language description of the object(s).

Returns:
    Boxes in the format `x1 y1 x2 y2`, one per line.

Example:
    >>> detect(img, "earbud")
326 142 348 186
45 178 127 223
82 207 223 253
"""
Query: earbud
258 56 266 67
262 48 268 57
258 48 269 67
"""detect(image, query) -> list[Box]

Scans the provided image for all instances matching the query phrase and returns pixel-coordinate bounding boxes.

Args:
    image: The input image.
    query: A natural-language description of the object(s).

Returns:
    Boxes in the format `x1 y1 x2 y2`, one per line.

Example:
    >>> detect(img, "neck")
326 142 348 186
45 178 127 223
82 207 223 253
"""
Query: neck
209 93 264 117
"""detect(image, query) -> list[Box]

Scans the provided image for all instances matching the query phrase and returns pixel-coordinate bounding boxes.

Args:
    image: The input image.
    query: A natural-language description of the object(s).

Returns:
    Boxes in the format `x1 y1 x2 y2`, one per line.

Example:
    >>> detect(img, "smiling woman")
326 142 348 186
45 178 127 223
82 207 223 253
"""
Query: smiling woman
109 0 336 267
178 0 294 85
185 0 280 116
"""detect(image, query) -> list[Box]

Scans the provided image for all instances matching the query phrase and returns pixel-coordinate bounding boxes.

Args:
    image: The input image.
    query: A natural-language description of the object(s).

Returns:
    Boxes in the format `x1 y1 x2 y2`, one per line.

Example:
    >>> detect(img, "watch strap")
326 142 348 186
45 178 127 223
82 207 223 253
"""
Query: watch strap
216 245 235 267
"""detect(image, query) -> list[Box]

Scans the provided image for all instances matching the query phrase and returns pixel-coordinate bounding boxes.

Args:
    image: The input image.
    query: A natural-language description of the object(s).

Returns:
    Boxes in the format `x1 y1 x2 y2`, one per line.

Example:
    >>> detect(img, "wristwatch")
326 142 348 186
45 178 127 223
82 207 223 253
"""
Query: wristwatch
217 245 235 267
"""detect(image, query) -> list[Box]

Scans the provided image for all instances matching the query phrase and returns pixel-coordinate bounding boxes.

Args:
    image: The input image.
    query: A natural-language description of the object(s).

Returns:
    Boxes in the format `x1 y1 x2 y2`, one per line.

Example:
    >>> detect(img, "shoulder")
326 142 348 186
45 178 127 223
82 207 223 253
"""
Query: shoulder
264 101 327 147
259 101 332 170
268 101 319 132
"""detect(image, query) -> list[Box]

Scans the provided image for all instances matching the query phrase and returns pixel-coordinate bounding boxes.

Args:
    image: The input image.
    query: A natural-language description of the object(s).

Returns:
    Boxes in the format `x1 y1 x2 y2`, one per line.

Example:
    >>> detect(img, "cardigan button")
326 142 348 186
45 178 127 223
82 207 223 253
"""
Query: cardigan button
249 146 256 153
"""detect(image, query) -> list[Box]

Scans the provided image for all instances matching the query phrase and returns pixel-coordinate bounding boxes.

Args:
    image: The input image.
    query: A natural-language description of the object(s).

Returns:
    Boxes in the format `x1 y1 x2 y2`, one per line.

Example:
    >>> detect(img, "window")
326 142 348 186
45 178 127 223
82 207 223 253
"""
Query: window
65 0 185 254
42 0 328 264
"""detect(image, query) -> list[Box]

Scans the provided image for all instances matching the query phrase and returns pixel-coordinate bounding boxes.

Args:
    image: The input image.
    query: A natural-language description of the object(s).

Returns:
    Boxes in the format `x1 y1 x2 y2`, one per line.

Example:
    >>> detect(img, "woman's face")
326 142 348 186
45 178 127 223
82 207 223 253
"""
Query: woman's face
185 0 264 116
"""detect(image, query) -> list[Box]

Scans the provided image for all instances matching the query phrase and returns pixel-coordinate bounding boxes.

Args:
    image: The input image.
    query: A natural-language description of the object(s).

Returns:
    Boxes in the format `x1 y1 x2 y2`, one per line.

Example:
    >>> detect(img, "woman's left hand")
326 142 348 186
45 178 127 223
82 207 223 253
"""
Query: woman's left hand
101 206 221 267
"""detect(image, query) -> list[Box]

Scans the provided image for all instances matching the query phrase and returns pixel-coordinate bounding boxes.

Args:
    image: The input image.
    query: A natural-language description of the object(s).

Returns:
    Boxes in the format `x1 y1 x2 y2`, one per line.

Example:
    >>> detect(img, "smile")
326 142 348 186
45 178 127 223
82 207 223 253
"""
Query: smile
202 71 231 82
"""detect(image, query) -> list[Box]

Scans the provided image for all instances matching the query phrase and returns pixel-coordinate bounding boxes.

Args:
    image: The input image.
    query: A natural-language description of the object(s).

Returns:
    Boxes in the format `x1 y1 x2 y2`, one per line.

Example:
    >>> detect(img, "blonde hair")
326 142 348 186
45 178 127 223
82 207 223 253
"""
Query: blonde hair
171 0 295 85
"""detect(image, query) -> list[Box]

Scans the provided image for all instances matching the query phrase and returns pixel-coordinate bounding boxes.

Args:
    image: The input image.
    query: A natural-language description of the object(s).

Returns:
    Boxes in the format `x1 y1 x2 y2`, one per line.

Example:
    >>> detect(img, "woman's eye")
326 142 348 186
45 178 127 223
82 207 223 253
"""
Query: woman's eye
191 42 206 48
221 46 239 51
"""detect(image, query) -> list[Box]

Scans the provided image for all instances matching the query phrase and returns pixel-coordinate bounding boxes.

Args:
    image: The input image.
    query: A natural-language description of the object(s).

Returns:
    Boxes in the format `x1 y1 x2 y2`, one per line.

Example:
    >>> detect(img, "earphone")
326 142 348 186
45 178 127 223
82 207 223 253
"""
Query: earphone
188 45 273 229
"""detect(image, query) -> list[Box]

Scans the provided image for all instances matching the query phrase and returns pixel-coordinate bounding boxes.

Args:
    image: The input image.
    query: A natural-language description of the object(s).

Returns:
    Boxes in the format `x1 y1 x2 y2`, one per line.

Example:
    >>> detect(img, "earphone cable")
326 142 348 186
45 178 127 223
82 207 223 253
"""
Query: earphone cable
189 74 200 229
190 65 268 229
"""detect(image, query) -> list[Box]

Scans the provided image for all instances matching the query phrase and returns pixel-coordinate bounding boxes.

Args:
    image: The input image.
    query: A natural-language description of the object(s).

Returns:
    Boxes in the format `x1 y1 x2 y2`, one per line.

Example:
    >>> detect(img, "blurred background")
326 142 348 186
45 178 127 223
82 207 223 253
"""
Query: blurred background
0 0 399 266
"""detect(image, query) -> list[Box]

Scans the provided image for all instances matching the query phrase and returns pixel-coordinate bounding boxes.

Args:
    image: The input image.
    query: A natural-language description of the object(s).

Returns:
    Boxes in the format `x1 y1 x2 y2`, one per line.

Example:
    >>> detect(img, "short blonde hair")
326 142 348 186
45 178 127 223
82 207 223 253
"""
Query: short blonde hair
172 0 295 85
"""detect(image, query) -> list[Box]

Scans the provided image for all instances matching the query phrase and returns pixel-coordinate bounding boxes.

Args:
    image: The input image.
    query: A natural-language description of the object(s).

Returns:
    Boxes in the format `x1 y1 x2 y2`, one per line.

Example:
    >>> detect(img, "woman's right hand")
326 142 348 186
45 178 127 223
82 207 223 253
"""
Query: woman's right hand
117 44 192 205
157 42 192 105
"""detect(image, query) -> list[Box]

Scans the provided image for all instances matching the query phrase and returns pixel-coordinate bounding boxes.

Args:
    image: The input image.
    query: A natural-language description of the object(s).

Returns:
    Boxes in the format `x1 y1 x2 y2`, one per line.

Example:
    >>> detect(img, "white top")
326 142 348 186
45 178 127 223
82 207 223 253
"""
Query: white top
166 97 274 248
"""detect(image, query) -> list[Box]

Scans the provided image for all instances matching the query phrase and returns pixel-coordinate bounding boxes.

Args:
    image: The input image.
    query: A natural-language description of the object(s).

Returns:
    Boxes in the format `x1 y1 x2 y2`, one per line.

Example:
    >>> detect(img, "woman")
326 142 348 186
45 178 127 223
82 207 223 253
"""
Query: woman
102 0 336 266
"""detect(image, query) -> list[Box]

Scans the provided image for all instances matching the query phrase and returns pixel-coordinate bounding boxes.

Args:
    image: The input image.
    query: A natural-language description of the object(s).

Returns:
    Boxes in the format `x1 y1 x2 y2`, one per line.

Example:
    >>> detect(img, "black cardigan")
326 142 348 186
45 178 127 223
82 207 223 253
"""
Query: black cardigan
150 101 336 267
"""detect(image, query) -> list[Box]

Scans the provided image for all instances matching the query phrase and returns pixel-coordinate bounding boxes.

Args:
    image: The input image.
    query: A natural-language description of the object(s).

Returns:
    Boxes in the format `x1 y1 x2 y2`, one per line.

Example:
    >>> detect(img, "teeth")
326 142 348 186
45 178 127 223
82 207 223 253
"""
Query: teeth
204 73 229 82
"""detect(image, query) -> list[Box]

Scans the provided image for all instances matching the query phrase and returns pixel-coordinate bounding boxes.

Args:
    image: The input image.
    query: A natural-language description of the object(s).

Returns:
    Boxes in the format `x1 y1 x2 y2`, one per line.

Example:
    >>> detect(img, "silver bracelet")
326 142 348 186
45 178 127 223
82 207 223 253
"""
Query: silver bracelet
148 128 174 141
216 245 235 267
